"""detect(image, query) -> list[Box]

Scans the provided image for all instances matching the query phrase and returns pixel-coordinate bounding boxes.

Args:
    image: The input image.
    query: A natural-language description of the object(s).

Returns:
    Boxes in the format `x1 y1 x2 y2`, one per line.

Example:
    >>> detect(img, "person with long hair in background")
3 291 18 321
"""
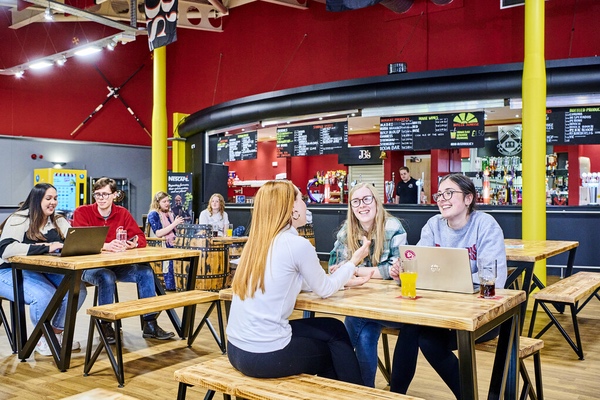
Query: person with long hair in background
147 191 185 290
328 182 408 387
226 180 372 385
0 183 88 356
199 193 229 235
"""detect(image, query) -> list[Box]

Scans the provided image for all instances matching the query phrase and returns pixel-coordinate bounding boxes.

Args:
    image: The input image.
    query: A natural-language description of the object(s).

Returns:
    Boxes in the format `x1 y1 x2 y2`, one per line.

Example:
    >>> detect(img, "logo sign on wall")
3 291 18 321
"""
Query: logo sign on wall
167 172 193 223
338 146 382 165
497 125 522 156
145 0 178 50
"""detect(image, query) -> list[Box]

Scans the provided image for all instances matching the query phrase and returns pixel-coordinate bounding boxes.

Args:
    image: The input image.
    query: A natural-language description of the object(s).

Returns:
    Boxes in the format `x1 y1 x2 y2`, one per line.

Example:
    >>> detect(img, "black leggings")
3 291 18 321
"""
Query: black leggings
227 317 364 385
390 325 500 398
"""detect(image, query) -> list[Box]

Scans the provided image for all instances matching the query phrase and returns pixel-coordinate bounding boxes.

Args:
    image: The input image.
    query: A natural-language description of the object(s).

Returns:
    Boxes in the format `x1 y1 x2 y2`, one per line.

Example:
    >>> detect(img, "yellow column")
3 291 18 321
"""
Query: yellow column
172 112 189 173
522 0 547 285
152 47 168 195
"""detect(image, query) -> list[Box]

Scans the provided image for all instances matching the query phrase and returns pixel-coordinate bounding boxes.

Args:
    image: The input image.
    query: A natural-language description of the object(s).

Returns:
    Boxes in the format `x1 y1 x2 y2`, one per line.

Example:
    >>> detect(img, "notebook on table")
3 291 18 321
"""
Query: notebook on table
399 245 478 294
50 226 109 257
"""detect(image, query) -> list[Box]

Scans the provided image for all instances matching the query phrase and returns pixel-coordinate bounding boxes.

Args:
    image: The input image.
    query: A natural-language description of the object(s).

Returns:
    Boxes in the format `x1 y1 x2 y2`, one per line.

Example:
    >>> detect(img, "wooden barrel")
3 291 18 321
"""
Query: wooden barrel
225 242 245 287
174 224 214 249
297 224 316 247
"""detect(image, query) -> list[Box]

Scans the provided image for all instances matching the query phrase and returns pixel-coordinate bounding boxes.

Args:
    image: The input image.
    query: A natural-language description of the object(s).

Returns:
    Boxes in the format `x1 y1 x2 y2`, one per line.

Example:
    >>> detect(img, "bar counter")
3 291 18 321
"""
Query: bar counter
224 203 600 271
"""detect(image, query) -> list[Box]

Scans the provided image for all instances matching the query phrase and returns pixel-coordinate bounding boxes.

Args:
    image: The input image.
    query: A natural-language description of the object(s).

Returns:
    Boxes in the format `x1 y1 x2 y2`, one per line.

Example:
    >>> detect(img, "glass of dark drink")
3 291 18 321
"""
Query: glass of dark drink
477 258 497 299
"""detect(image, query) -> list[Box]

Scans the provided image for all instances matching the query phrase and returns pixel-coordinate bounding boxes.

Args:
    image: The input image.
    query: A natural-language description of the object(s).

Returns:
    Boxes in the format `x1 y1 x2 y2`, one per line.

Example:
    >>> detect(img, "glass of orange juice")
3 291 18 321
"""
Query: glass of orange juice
226 224 234 237
400 258 418 299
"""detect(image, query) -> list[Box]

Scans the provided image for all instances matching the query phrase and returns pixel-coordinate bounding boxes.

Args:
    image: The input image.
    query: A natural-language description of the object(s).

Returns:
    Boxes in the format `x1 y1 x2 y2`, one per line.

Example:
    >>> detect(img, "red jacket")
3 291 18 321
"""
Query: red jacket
72 204 147 248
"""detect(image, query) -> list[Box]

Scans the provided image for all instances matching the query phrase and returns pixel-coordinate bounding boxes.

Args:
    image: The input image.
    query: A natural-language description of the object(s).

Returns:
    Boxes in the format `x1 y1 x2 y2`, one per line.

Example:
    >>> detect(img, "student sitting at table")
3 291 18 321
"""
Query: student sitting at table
328 182 408 387
0 183 88 356
147 191 185 291
199 193 229 236
73 177 174 344
388 173 507 398
226 180 372 385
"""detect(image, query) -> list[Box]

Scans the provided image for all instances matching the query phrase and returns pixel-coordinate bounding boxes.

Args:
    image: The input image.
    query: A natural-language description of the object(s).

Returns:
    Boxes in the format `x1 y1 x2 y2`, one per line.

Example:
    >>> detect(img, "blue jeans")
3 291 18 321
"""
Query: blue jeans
82 264 157 318
344 316 404 387
0 266 87 330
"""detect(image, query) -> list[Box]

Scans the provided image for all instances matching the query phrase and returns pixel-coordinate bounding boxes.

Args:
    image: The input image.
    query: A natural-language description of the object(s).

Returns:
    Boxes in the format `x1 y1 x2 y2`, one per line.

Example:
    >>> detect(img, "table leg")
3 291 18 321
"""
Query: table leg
456 331 477 400
181 256 199 335
13 266 81 371
488 311 519 400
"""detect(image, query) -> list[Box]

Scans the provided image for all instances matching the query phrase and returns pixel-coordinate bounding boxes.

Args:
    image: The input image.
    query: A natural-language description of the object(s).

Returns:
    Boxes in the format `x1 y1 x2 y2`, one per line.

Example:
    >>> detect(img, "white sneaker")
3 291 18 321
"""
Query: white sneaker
35 336 52 356
58 332 81 351
35 334 80 356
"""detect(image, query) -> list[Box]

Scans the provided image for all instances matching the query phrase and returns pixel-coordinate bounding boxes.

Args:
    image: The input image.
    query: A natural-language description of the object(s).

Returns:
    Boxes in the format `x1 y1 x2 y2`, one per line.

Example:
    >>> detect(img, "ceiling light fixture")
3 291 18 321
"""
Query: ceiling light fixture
107 40 117 51
0 31 142 76
74 46 102 56
15 71 24 78
44 7 53 21
30 60 53 69
260 109 360 128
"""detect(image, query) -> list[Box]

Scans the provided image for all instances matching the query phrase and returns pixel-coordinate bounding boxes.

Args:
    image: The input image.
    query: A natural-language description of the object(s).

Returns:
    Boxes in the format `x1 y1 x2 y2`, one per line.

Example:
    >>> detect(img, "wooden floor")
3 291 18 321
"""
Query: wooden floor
1 276 599 399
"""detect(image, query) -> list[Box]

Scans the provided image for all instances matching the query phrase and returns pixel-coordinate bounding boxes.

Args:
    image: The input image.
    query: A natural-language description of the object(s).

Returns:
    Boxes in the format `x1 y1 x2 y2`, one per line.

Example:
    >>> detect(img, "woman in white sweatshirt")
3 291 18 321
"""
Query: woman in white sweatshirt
226 180 372 385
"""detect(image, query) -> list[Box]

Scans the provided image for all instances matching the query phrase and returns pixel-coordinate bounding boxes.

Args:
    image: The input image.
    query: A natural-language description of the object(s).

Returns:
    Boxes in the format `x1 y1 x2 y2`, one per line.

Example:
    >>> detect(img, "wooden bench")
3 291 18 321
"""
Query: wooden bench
174 356 424 400
527 271 600 359
85 290 225 387
378 328 544 400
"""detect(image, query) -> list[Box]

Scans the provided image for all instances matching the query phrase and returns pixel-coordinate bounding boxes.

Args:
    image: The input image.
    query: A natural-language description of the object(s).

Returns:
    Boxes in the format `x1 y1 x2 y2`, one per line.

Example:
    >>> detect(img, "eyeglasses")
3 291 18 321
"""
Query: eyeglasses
432 189 461 202
93 192 113 199
350 195 374 208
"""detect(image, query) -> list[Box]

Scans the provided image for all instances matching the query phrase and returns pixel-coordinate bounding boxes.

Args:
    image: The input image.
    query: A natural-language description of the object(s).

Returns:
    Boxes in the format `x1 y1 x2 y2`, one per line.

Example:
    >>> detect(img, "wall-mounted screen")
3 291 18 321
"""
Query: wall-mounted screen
379 111 485 151
277 121 348 157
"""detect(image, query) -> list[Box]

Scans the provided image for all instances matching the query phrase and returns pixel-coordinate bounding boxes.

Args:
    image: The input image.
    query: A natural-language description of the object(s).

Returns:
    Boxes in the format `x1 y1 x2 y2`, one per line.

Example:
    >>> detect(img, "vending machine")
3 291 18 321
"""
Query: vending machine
34 169 88 219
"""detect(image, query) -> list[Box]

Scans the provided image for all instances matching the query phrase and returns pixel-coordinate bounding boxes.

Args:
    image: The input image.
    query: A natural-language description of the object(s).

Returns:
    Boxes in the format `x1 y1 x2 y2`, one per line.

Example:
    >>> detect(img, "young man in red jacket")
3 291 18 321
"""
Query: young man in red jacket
73 177 174 343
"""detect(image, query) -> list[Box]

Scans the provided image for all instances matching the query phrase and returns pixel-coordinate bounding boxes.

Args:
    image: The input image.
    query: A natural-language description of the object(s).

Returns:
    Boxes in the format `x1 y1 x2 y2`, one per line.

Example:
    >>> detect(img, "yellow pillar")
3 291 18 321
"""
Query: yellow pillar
522 0 547 285
172 112 189 173
152 46 168 195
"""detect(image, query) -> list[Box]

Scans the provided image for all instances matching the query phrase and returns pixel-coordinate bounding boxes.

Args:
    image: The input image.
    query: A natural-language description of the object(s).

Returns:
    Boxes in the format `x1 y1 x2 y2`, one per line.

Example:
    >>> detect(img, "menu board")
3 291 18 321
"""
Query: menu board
546 107 600 145
215 131 257 162
277 121 348 157
379 111 485 151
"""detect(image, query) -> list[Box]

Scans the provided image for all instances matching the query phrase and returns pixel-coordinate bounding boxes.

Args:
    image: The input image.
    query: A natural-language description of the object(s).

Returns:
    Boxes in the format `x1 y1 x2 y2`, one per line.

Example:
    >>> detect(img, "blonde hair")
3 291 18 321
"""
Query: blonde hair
345 183 389 266
149 191 169 213
232 180 297 300
206 193 225 216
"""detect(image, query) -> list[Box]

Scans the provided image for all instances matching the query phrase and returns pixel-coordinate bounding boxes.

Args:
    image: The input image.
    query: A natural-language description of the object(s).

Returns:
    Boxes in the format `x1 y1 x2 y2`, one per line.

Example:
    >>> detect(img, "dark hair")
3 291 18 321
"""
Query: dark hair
93 177 117 193
438 173 477 214
1 183 65 241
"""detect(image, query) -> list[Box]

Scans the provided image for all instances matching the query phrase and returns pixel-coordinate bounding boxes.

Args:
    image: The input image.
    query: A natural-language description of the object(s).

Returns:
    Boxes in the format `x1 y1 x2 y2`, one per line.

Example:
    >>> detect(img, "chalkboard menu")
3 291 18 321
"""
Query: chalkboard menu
546 107 600 145
215 131 257 163
276 121 348 157
379 111 485 151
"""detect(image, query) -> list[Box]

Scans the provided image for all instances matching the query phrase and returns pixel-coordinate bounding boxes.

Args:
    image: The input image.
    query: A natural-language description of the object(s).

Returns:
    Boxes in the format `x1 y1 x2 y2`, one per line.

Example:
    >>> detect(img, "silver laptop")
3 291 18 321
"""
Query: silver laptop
399 245 478 294
51 226 109 257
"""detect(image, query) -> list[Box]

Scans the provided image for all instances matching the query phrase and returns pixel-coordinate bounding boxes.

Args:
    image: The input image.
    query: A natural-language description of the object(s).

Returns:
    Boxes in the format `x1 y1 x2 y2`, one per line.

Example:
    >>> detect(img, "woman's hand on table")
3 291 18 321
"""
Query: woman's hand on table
345 268 374 288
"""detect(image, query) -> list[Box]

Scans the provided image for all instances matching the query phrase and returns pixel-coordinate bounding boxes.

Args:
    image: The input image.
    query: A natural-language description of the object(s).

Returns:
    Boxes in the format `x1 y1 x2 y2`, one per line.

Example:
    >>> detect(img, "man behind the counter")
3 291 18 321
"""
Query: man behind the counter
395 166 419 204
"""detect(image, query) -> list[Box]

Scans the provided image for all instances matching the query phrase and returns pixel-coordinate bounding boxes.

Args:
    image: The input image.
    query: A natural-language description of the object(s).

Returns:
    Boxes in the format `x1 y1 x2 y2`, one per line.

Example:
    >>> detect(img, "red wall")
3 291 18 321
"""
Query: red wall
2 0 600 147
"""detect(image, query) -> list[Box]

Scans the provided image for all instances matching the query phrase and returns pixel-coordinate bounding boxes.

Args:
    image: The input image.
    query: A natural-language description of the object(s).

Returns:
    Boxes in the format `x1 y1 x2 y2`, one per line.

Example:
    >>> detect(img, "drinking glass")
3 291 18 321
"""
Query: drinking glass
226 224 234 237
478 258 497 298
116 228 127 252
400 258 418 299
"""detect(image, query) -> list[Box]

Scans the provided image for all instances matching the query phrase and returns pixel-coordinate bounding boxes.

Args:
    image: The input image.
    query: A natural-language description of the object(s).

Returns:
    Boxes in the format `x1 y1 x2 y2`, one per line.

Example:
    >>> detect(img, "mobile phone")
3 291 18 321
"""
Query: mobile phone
127 235 138 242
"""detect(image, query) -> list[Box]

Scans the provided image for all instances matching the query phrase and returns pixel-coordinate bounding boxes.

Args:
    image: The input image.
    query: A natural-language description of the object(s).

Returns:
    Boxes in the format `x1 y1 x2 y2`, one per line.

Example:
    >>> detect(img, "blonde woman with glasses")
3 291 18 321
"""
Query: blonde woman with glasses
226 180 372 385
328 182 408 387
